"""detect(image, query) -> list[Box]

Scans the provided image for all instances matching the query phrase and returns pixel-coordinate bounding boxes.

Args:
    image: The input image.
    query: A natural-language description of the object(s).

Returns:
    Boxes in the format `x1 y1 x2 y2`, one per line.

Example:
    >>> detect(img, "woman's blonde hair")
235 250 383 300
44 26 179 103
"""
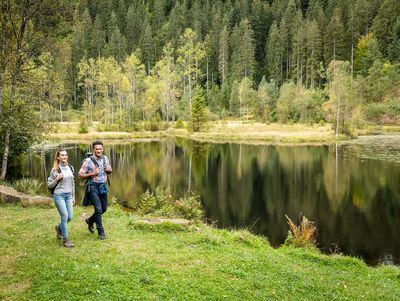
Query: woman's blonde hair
52 149 68 171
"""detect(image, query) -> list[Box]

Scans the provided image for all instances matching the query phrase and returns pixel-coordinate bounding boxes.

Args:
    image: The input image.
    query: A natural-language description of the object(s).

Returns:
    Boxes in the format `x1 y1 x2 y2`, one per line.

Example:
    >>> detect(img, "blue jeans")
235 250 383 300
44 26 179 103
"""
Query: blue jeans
87 182 108 235
54 192 73 240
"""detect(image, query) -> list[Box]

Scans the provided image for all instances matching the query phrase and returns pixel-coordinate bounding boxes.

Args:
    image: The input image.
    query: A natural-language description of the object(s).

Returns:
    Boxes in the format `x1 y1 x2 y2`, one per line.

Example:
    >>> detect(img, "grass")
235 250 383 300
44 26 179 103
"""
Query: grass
46 121 343 143
11 178 43 195
1 204 399 300
134 187 203 221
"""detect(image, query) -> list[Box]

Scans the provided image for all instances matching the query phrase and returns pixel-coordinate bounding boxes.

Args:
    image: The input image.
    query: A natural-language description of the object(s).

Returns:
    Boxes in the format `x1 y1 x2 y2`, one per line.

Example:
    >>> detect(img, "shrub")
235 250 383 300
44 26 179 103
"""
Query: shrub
78 118 88 134
173 194 203 220
134 187 204 221
175 118 184 129
12 178 43 195
285 214 317 248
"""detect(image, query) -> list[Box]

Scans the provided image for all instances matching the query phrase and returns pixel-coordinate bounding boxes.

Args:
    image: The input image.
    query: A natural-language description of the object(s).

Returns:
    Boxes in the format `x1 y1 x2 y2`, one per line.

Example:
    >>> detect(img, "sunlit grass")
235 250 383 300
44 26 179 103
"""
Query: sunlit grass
46 121 344 143
0 205 399 300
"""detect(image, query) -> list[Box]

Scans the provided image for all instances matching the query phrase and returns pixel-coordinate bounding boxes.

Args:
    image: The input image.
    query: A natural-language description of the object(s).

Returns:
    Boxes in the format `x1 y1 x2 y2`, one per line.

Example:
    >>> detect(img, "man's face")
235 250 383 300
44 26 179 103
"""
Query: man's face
93 144 103 157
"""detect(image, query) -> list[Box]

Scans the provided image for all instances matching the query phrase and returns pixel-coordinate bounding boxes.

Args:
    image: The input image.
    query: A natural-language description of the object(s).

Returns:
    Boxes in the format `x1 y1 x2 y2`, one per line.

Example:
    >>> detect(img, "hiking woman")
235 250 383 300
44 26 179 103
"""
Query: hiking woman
47 149 75 248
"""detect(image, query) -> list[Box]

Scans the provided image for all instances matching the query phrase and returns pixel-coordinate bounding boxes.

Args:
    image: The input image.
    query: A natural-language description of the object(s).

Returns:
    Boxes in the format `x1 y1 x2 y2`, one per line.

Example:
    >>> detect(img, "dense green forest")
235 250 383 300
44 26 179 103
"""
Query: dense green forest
1 0 400 177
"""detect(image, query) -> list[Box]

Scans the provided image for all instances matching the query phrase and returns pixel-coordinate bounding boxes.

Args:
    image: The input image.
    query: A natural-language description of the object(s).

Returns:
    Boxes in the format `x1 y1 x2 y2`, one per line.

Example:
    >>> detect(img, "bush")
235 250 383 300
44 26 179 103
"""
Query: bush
285 214 317 248
12 178 42 195
175 118 184 129
134 187 204 221
78 118 88 134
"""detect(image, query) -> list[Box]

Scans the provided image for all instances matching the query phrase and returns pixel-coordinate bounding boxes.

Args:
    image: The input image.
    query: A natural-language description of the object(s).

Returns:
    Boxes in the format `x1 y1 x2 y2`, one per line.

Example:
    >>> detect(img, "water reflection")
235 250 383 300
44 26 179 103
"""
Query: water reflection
18 138 400 265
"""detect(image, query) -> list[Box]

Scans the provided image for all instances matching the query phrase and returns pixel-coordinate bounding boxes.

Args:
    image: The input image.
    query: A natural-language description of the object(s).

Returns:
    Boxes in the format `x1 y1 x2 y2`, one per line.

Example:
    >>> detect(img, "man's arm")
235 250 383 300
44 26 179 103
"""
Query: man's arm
78 159 99 179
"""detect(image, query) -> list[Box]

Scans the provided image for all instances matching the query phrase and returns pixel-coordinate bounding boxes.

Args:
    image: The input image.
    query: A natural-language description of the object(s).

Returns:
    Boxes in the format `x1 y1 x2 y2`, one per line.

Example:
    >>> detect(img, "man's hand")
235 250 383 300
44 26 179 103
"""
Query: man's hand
93 167 100 176
105 166 112 174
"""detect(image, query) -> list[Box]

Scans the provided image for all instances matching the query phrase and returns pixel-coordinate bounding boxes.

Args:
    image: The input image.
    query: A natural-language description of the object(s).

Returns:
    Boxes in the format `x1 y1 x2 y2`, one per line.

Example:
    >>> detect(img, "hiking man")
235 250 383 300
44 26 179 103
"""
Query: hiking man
79 141 112 240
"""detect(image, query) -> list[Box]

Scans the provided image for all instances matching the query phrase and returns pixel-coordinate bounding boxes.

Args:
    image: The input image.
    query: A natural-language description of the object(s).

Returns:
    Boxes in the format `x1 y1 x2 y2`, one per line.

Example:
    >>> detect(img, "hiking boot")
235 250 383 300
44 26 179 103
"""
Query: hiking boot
85 218 94 233
99 233 107 240
63 239 74 248
55 225 62 240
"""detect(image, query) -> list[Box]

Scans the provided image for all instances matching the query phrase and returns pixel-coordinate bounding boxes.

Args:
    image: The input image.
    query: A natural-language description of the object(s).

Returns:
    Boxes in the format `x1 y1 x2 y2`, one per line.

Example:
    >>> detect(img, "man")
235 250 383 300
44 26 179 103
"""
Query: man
79 141 112 240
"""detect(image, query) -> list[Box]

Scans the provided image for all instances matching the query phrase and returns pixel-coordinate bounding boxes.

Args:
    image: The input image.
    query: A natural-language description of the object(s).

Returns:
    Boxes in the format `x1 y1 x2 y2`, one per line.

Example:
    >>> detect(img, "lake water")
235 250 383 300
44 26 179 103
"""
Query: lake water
16 136 400 265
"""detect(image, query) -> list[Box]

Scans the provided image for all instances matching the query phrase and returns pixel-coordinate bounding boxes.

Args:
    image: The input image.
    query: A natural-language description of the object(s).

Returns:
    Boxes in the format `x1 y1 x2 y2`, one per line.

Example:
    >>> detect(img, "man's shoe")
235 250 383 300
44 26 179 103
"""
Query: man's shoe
55 225 62 240
85 218 94 233
63 239 74 248
99 233 107 240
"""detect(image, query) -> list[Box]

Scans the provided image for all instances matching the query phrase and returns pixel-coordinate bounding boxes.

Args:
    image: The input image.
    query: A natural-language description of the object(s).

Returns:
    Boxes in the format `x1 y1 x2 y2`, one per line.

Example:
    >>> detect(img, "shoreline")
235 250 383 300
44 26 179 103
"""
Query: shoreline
45 121 400 145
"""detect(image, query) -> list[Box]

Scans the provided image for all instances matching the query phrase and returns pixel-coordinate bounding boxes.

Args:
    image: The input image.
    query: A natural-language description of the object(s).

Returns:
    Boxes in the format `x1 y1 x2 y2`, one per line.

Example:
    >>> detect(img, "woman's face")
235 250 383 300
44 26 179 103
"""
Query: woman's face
57 151 68 164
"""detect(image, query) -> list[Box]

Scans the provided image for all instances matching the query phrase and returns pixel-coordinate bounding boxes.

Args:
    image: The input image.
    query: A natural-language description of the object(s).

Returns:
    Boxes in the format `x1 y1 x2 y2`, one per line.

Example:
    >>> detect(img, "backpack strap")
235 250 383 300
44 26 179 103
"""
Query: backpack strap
49 166 62 194
89 155 110 186
68 164 75 175
89 156 99 168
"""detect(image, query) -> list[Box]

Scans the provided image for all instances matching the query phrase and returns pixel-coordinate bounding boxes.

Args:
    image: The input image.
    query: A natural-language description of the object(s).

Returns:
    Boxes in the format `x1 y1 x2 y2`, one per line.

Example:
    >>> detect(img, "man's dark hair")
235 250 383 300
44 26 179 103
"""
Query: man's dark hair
92 140 103 149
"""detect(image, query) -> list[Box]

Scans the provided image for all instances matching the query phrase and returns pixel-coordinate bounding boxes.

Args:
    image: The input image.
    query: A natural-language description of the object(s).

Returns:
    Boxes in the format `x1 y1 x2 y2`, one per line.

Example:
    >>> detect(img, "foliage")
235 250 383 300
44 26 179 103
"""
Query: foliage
188 87 207 132
12 178 43 195
78 118 88 134
175 118 184 129
134 187 204 221
285 214 317 248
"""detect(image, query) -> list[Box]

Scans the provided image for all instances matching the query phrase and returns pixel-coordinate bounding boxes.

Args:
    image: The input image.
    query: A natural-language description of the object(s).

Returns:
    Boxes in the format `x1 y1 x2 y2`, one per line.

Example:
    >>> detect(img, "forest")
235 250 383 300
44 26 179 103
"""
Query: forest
1 0 400 178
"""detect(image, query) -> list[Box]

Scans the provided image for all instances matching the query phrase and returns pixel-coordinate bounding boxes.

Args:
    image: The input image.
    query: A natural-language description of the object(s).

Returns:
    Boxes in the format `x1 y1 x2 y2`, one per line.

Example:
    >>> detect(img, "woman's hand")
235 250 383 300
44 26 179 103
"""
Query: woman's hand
73 198 76 206
55 173 64 181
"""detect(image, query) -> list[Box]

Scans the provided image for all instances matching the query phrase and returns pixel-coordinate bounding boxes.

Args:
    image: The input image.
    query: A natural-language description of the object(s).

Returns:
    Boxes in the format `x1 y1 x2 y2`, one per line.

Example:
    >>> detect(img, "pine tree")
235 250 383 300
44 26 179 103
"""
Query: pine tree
372 0 400 55
305 19 323 88
141 18 154 75
117 0 126 34
106 12 127 62
251 0 272 84
98 0 112 41
230 18 255 81
218 25 229 85
266 21 282 85
324 8 347 65
93 15 105 58
388 17 400 63
125 3 145 54
189 86 207 132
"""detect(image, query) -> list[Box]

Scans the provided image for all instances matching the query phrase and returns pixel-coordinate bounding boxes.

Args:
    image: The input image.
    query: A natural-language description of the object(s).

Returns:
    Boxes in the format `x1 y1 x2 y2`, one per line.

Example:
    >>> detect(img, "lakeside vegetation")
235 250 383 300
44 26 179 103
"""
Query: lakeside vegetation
1 204 399 300
46 121 342 143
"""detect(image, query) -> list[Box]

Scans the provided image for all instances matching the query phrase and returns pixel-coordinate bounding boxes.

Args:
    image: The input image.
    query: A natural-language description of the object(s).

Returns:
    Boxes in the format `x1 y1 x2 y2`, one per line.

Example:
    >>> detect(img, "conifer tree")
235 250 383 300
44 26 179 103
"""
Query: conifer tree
230 18 255 81
189 86 207 132
324 8 347 65
219 25 229 85
266 21 282 85
372 0 400 55
388 17 400 63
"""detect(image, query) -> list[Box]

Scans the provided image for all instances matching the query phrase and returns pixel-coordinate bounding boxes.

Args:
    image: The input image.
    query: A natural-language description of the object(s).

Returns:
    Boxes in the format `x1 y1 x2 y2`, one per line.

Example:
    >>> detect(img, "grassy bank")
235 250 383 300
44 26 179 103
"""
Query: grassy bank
1 205 399 300
46 121 342 144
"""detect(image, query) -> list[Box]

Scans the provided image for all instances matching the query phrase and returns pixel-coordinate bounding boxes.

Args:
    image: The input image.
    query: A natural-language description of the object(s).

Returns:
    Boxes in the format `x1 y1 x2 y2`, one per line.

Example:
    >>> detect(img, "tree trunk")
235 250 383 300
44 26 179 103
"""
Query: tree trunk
0 0 9 120
1 1 28 180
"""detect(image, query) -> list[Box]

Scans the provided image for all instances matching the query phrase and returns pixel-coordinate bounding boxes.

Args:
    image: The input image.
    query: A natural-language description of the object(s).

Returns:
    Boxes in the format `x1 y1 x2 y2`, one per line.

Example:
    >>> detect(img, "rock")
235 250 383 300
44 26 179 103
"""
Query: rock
0 185 53 208
140 217 191 226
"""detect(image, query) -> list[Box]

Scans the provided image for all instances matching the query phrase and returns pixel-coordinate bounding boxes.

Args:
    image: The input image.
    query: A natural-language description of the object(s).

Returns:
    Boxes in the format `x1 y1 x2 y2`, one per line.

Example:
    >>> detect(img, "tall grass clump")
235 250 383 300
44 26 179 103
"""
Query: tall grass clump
285 214 317 248
134 187 203 221
12 178 43 195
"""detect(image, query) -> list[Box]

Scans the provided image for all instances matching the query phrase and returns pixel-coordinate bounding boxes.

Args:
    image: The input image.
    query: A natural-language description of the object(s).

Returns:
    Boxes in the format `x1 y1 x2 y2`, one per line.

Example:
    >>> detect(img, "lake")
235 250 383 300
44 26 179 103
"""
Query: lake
16 136 400 265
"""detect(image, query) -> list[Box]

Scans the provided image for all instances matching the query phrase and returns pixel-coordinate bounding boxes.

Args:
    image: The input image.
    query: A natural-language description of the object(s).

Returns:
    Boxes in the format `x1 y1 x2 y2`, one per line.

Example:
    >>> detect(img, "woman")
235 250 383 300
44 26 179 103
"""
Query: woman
47 149 75 248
